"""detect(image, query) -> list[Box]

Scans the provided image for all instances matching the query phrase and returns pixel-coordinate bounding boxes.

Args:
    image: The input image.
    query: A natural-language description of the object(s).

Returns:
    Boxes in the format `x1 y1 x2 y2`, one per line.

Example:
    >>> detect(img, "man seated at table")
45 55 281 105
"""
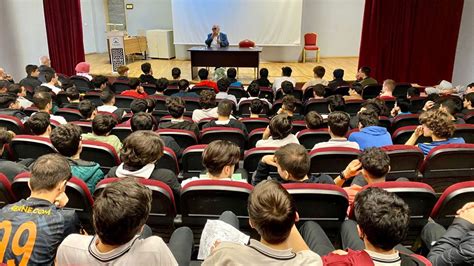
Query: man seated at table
205 24 229 48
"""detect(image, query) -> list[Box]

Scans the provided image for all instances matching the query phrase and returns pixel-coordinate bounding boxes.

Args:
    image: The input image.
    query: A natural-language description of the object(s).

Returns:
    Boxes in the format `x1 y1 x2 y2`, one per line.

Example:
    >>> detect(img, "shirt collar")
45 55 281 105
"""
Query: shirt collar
89 235 140 262
247 239 296 260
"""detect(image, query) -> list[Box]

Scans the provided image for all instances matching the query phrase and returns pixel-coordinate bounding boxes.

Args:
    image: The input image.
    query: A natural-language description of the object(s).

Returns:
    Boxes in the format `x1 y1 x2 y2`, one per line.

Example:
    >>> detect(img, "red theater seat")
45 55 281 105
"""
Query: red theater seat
310 147 361 177
0 173 15 208
431 181 474 228
382 145 424 180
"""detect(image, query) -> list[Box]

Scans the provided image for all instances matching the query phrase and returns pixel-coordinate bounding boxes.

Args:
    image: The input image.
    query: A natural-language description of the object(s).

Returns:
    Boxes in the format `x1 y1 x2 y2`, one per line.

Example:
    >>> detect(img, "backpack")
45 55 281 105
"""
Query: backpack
323 250 429 266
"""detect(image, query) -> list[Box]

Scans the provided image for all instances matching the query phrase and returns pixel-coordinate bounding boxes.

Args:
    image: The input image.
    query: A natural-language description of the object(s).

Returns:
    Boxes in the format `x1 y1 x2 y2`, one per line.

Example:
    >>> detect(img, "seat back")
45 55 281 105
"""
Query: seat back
181 145 207 179
345 99 365 116
71 121 93 133
393 83 411 98
243 147 278 176
382 145 424 180
200 127 246 150
247 128 265 149
304 99 329 114
112 81 131 94
392 125 432 144
291 120 307 135
310 147 361 177
0 114 25 134
183 97 201 113
275 89 303 101
55 108 83 122
304 33 317 46
141 83 156 95
83 92 103 107
10 135 56 160
114 95 135 109
453 124 474 144
228 87 248 101
80 140 121 173
110 126 132 141
156 129 198 150
362 85 382 99
240 118 270 133
390 114 420 133
239 100 270 115
152 95 167 111
409 96 426 113
70 75 93 92
430 181 474 227
0 173 15 208
189 86 213 95
258 87 274 103
56 91 70 107
334 86 350 96
464 112 474 124
296 129 331 150
155 147 179 175
163 87 180 96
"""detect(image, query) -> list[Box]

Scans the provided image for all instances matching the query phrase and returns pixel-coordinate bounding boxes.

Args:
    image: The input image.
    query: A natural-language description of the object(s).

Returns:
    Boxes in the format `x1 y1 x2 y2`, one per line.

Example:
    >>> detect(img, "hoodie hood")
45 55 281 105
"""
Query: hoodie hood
361 126 389 136
115 163 156 179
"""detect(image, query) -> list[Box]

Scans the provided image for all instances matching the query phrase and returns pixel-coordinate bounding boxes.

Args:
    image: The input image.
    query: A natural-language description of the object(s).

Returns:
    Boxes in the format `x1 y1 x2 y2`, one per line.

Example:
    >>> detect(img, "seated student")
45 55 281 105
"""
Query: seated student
138 62 156 84
202 100 247 135
97 88 125 118
19 64 42 89
349 98 390 129
130 112 181 157
0 93 28 122
0 154 80 265
302 66 328 91
334 147 389 204
273 66 296 92
215 78 238 106
192 90 218 122
312 111 359 150
195 68 218 92
248 98 265 118
203 180 327 265
120 78 149 99
311 84 326 100
171 79 200 98
159 96 200 137
169 67 181 86
62 86 80 108
238 81 271 109
91 75 109 91
78 99 97 121
278 80 295 99
252 143 334 186
406 87 420 99
438 96 465 124
348 109 392 149
117 98 153 128
354 66 378 88
405 109 465 155
82 114 122 153
106 130 181 197
256 68 272 88
390 97 412 117
379 79 396 100
181 140 242 186
278 95 303 120
327 68 349 92
257 114 299 147
8 83 33 108
116 65 130 82
305 111 324 129
227 67 242 87
156 77 169 94
32 91 67 124
465 82 474 94
24 112 52 137
343 86 363 101
463 92 474 114
75 62 92 80
327 94 346 113
57 178 193 265
0 129 28 181
335 187 425 264
41 70 62 94
213 67 226 82
50 124 104 192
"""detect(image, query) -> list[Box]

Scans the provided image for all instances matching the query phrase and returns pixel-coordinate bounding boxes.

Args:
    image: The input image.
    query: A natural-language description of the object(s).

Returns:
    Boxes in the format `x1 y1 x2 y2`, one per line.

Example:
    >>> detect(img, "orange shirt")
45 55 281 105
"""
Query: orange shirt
120 90 149 99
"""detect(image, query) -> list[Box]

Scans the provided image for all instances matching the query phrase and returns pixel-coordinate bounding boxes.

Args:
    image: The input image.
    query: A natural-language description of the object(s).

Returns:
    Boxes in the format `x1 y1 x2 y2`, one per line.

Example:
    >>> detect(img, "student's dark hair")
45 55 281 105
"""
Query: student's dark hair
0 80 10 90
145 98 156 113
358 109 379 127
327 94 346 112
202 140 240 176
407 87 420 97
93 178 152 245
438 96 462 115
100 88 115 104
248 180 297 244
199 90 216 109
25 112 50 135
121 131 164 167
217 100 233 117
141 62 151 74
269 114 292 140
217 78 231 92
92 114 117 136
365 98 389 116
465 92 474 104
35 85 53 94
354 187 409 251
50 124 82 157
178 79 189 91
313 66 325 78
305 111 323 129
426 93 440 103
131 112 155 131
61 79 75 91
171 67 181 79
247 82 260 97
281 66 292 77
78 100 96 119
282 95 297 112
33 91 52 110
65 86 80 100
156 77 169 91
0 93 18 108
468 82 474 88
281 81 294 95
359 147 390 178
360 66 371 76
44 71 56 83
259 68 269 78
333 69 344 79
130 98 148 114
227 68 237 79
198 68 209 80
396 97 411 113
129 78 140 90
313 84 326 97
419 109 455 138
92 75 108 89
275 144 310 180
328 111 350 137
7 84 22 95
250 99 264 114
166 96 185 118
26 64 38 76
0 129 13 147
29 154 72 192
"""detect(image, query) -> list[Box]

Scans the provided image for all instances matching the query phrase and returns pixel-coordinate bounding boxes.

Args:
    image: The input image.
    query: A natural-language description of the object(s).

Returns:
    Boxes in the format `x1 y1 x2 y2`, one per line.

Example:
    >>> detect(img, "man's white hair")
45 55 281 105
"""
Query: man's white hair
39 55 50 65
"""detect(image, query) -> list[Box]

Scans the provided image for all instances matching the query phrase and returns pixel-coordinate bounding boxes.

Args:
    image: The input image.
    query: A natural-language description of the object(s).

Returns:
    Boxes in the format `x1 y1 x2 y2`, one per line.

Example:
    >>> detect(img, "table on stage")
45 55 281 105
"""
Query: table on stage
188 46 263 80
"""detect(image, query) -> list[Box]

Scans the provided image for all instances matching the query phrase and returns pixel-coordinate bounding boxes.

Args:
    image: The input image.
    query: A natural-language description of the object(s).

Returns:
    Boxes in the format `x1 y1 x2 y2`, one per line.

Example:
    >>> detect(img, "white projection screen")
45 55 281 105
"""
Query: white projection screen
171 0 303 46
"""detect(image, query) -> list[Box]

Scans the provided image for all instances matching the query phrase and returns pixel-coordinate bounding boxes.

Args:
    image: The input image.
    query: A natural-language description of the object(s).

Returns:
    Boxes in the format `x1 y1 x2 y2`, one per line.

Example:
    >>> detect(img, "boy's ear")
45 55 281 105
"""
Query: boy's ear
295 211 300 222
249 219 255 229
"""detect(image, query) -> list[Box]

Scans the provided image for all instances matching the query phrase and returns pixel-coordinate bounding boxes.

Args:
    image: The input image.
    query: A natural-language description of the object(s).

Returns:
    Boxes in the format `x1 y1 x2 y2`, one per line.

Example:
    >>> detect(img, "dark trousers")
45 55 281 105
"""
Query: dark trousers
168 227 194 266
421 221 447 250
340 219 413 254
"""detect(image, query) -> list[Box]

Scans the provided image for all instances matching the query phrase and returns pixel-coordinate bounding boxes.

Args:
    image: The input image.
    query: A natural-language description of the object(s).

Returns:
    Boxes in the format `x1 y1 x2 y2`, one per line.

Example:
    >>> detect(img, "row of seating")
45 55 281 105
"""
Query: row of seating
1 172 472 246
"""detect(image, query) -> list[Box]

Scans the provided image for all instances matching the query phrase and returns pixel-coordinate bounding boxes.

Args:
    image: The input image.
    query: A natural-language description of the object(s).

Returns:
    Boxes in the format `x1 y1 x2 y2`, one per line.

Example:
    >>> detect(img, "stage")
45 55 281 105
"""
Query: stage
85 52 359 85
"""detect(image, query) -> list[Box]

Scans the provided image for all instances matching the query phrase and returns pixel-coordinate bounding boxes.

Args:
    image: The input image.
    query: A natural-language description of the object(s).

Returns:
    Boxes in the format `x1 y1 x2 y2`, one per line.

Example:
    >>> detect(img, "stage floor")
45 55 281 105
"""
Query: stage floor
85 53 359 84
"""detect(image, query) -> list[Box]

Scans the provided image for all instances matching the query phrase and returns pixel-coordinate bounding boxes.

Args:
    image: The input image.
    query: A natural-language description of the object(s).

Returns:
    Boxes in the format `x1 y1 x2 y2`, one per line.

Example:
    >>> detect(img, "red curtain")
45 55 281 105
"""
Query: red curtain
43 0 85 76
358 0 464 85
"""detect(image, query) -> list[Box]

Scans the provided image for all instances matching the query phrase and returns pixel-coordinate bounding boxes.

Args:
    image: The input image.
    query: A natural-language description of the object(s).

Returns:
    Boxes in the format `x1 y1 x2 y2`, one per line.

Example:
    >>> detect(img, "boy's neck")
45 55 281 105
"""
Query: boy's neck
364 239 397 255
29 191 56 204
261 238 291 251
96 238 121 253
217 115 230 121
